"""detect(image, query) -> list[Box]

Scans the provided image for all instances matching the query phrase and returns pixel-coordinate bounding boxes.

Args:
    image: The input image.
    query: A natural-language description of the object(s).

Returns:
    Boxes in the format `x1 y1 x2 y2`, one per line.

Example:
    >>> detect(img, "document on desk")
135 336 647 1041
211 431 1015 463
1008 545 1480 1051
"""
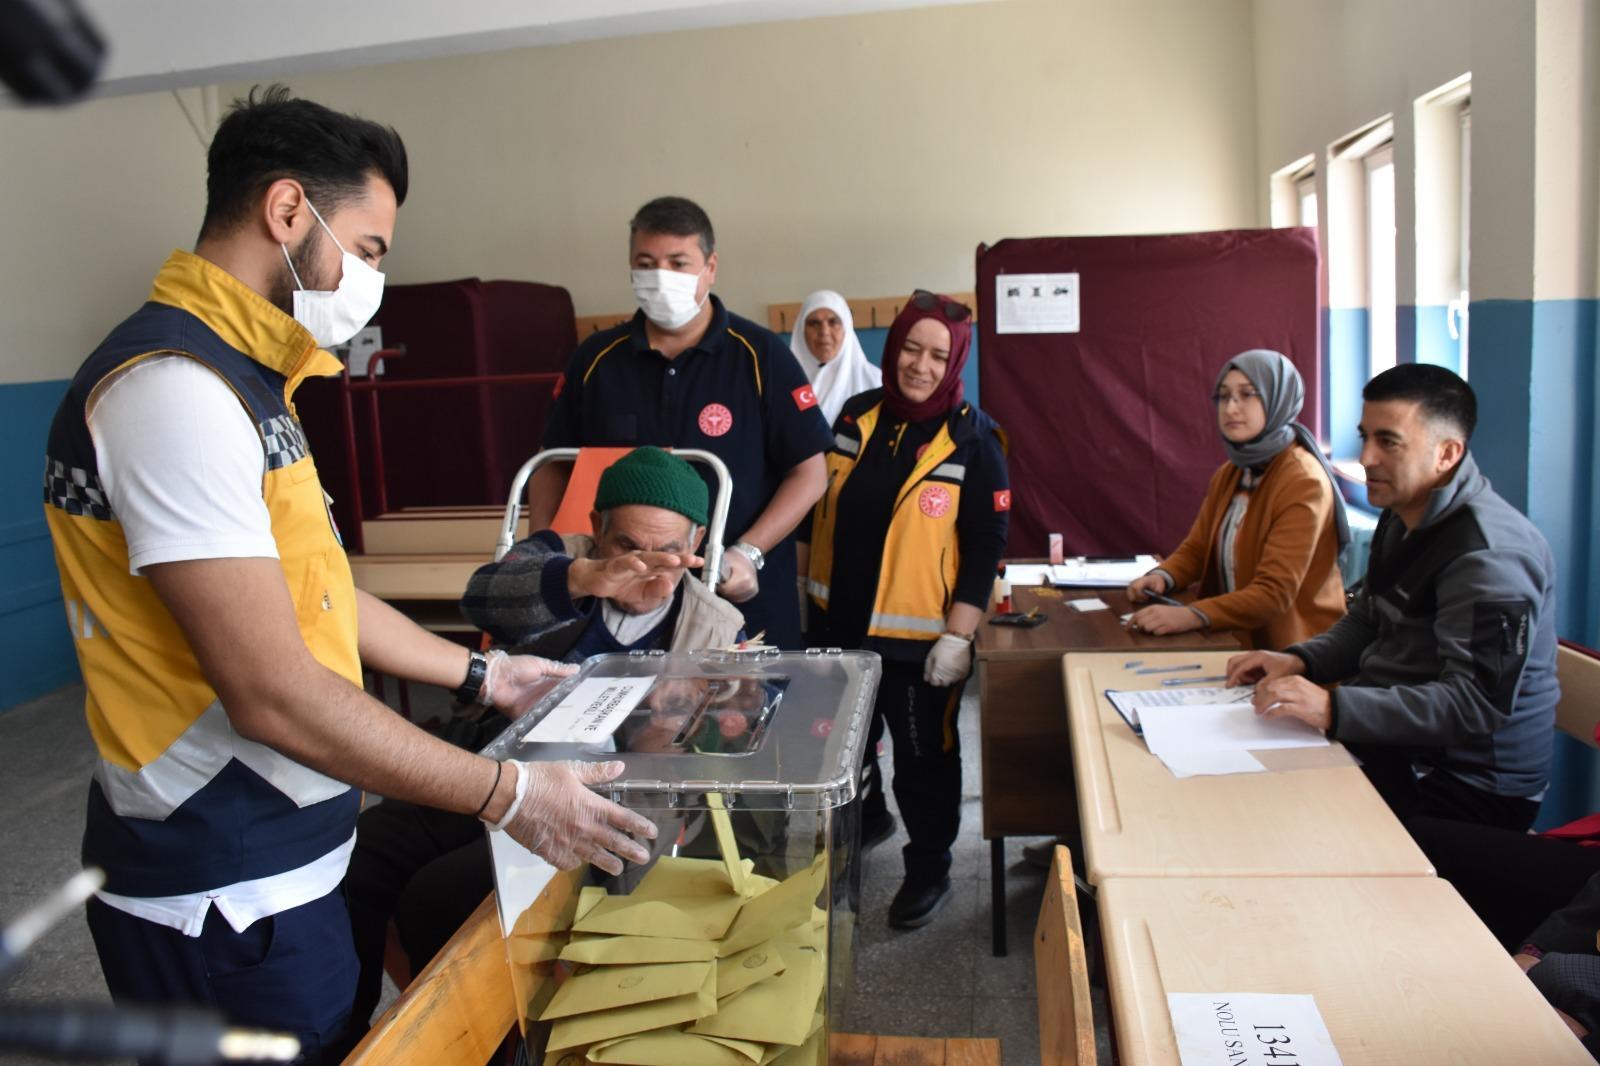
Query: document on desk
1052 555 1160 587
1167 992 1343 1065
1105 686 1255 734
1139 702 1330 753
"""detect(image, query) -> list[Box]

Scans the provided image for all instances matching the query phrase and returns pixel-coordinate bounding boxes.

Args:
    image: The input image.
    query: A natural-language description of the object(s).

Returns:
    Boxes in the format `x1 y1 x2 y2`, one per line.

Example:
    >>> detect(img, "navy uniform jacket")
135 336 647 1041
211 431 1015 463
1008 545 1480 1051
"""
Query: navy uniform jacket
543 296 833 649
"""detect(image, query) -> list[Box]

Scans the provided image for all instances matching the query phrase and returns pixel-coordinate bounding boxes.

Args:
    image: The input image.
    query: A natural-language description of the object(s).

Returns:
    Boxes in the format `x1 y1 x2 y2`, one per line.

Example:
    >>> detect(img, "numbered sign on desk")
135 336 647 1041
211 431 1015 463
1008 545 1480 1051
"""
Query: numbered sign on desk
1167 993 1342 1066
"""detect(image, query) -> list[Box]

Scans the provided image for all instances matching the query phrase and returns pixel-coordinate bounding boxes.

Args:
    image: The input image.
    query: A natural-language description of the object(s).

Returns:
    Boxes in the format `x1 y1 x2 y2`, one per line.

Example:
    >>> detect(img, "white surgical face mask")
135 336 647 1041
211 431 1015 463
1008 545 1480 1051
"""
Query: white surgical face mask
282 198 386 348
631 267 706 330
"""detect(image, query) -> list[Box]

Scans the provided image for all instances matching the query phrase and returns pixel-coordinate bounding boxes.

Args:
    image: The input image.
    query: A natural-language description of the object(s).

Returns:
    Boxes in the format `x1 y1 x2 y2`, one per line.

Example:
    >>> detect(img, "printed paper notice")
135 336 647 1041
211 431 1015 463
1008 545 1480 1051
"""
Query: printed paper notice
1167 993 1342 1066
525 677 654 744
996 273 1080 334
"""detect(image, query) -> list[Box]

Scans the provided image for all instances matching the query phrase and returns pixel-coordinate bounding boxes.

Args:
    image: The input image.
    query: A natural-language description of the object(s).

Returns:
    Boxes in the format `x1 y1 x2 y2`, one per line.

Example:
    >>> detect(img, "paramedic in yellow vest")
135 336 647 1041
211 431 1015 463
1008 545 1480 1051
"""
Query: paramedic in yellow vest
41 86 655 1062
803 292 1009 930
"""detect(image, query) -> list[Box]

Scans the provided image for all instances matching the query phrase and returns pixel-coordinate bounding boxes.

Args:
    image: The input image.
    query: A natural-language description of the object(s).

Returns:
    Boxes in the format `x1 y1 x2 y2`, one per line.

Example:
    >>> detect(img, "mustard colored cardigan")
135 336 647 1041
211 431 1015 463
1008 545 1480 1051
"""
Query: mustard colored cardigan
1159 444 1346 650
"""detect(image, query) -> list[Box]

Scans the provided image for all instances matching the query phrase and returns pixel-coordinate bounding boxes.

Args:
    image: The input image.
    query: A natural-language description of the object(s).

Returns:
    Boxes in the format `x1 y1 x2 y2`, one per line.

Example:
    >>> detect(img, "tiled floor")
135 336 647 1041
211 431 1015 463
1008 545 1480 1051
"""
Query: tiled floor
0 678 1114 1065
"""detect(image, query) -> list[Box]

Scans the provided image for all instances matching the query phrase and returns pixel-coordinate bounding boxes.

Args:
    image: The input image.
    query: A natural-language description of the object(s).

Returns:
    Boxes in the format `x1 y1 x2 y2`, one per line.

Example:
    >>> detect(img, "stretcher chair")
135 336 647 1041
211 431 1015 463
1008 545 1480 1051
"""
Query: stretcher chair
495 446 733 594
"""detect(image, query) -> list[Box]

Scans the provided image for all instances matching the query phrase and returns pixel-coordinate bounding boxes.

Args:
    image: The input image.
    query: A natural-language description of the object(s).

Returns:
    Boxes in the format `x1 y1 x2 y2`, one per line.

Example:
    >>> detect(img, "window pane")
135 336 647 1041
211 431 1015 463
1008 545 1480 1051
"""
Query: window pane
1299 188 1318 228
1367 152 1396 375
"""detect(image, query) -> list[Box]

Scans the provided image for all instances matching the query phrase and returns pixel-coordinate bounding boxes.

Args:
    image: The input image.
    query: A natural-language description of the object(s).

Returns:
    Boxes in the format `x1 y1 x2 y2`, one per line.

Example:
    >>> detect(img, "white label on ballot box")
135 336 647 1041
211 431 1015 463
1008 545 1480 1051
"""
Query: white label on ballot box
996 272 1080 334
525 676 654 744
1167 993 1342 1066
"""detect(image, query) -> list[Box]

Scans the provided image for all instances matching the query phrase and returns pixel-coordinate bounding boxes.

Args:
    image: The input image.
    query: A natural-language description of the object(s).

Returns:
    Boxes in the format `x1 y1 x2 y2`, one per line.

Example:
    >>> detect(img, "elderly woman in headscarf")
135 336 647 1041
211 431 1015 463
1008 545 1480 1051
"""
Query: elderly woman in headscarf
1127 349 1349 650
790 290 881 428
804 290 1008 931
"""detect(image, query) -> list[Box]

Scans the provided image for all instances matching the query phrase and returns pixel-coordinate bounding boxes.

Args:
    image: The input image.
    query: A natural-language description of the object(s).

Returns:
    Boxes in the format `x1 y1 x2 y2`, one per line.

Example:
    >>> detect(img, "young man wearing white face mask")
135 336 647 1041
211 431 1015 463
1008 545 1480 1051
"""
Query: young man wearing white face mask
41 85 657 1061
533 196 834 650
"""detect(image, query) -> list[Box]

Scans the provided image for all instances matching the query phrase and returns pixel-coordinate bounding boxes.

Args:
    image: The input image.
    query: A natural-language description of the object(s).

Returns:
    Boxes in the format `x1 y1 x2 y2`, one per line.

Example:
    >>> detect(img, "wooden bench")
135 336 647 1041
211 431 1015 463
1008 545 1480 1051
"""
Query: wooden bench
344 891 1003 1065
1034 845 1098 1065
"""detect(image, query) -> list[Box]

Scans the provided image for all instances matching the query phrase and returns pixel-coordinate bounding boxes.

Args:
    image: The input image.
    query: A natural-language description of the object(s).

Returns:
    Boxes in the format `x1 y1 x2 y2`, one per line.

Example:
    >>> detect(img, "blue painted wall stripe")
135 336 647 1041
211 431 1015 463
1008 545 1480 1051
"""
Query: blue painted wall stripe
0 378 78 710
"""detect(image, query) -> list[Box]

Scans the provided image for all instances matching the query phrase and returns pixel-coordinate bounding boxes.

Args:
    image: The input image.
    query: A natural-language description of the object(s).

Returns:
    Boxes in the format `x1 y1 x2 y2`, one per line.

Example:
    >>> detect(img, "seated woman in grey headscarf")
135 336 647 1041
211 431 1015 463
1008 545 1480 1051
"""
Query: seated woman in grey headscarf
790 290 880 428
1126 349 1350 650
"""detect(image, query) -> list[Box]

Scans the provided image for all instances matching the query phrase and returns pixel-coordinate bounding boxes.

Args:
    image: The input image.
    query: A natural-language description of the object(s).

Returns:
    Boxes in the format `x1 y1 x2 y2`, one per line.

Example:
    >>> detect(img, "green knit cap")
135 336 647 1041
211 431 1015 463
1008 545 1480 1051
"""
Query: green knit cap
594 447 708 526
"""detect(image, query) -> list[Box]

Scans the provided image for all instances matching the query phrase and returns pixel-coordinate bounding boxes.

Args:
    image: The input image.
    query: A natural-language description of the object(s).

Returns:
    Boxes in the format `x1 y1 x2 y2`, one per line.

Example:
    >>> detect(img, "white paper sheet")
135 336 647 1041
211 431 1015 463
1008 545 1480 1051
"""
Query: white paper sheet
1154 748 1266 778
996 273 1080 334
1106 687 1255 732
1139 703 1330 753
1002 563 1056 586
1167 993 1343 1066
1052 555 1160 587
524 676 654 744
1066 597 1109 612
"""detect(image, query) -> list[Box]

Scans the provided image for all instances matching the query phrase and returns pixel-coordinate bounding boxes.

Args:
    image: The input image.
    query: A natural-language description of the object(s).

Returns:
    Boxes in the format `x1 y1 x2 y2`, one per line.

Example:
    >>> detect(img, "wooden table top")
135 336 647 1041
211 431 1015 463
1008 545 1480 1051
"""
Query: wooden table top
348 553 486 601
1064 650 1433 883
976 584 1240 662
1098 875 1591 1064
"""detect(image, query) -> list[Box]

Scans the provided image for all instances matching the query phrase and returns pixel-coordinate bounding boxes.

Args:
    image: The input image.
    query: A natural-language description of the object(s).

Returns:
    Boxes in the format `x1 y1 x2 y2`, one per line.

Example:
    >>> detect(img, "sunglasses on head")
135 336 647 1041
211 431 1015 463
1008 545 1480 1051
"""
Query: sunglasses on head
910 289 971 322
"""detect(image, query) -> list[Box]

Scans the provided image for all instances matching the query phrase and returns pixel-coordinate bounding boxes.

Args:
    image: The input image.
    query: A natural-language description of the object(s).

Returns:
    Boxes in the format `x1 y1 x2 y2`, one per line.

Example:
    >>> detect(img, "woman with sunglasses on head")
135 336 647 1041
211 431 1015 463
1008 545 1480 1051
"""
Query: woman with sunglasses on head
1126 349 1348 650
803 291 1008 930
790 290 881 429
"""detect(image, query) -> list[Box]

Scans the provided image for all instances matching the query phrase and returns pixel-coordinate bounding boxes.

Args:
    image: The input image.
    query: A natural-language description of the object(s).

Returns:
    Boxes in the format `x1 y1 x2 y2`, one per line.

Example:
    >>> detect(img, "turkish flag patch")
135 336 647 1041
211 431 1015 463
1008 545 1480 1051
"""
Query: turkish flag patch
993 490 1012 512
792 384 818 411
551 375 565 399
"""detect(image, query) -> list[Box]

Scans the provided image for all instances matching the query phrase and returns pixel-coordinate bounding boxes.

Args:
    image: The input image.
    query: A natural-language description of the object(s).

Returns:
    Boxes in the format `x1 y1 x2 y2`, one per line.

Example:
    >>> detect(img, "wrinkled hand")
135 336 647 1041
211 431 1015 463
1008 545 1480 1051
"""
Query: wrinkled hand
718 548 759 604
1127 604 1203 635
570 551 702 603
484 650 578 719
1253 675 1332 732
501 760 657 875
1126 572 1170 603
924 633 974 687
1224 649 1306 688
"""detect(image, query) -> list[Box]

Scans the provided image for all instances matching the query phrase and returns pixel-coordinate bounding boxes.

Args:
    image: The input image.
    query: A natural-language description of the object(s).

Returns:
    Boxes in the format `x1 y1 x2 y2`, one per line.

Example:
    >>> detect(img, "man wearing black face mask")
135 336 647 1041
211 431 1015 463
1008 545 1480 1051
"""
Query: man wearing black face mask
528 196 834 650
41 85 657 1062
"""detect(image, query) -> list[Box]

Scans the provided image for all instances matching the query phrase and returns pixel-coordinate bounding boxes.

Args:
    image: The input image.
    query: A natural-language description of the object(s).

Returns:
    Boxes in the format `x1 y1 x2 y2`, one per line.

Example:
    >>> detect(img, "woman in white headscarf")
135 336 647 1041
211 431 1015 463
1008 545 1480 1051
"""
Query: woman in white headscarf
790 290 881 428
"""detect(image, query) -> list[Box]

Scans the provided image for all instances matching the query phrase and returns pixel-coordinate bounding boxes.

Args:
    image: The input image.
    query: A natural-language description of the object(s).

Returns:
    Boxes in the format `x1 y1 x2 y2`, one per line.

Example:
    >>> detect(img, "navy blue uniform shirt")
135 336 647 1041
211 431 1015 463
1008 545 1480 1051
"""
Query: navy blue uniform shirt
543 296 833 648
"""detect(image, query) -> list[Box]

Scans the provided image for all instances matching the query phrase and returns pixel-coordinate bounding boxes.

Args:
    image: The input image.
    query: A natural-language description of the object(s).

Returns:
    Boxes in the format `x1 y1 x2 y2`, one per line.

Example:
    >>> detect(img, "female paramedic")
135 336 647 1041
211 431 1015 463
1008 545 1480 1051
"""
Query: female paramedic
803 291 1008 930
1126 348 1349 650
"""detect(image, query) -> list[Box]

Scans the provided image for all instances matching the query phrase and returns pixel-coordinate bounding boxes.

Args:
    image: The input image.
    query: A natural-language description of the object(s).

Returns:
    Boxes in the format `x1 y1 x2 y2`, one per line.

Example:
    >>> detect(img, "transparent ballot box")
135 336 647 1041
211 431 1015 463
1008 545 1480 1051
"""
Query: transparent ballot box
480 648 881 1065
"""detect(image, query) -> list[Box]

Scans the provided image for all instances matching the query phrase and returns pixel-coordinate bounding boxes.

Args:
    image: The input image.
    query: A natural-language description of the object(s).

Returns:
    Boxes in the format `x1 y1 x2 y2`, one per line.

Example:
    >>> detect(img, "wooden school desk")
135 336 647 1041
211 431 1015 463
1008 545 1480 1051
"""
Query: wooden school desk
1097 876 1591 1064
976 581 1239 954
1064 651 1433 884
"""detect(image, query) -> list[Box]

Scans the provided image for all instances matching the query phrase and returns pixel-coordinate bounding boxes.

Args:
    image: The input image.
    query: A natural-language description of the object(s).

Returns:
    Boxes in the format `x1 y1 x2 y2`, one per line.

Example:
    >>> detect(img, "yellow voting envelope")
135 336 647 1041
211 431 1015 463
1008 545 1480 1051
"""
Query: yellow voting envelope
573 895 744 942
719 856 826 956
559 935 718 966
706 794 750 897
539 959 713 1021
760 1016 825 1065
689 942 822 1046
715 940 787 999
584 1026 758 1065
546 963 717 1051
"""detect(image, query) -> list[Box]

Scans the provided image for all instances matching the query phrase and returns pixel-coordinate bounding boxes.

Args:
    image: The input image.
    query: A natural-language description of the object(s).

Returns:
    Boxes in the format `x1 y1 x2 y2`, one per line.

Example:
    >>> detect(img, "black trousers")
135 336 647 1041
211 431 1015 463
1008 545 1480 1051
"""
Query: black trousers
1407 816 1600 950
1346 742 1541 832
861 658 965 885
343 799 492 1032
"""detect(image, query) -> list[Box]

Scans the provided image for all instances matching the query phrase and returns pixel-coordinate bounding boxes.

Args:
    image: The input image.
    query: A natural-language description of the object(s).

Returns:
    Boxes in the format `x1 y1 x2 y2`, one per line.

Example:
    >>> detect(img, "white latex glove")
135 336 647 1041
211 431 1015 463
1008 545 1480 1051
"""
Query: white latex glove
923 632 974 687
717 547 759 604
482 650 579 719
494 760 657 875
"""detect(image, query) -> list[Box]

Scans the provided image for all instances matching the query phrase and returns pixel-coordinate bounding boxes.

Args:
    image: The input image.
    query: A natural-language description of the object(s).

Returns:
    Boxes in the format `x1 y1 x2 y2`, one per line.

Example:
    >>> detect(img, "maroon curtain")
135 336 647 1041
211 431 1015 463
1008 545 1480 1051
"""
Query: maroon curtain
976 228 1319 558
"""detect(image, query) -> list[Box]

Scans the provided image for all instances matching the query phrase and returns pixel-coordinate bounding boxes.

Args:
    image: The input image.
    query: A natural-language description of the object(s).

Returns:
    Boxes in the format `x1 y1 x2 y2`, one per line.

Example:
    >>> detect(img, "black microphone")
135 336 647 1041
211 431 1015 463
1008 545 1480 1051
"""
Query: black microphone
0 0 105 104
0 1003 300 1065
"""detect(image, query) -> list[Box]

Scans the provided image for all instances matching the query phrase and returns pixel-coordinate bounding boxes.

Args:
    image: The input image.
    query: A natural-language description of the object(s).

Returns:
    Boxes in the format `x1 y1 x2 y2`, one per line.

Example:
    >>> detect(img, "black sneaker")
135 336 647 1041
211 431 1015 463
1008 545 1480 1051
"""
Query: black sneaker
888 876 952 929
861 811 896 851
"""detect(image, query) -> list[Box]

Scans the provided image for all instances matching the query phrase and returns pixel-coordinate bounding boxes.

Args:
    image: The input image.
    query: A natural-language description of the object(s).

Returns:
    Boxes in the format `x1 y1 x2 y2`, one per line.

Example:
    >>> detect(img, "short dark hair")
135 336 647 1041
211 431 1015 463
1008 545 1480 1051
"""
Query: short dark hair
629 196 714 256
1363 363 1477 442
199 84 408 240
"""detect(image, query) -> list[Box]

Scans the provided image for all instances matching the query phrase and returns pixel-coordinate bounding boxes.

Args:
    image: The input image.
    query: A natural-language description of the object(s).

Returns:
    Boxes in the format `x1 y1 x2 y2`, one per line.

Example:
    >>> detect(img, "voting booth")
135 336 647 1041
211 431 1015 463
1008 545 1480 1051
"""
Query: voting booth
481 648 880 1065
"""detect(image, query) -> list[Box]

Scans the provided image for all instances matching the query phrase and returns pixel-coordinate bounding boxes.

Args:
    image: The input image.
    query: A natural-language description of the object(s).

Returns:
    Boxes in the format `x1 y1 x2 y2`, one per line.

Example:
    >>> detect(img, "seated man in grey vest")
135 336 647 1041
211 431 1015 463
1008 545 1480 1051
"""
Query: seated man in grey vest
346 446 745 1033
1226 364 1559 832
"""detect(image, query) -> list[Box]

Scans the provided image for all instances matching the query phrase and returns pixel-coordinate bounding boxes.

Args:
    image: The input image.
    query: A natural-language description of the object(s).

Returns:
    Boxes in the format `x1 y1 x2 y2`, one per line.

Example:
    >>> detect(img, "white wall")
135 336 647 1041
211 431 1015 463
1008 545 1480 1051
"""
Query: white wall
0 91 208 385
229 0 1260 318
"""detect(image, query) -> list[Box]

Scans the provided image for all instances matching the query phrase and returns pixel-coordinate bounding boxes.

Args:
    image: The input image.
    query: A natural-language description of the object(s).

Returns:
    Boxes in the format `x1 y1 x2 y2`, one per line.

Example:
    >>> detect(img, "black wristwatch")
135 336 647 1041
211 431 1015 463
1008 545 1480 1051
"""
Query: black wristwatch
452 650 489 705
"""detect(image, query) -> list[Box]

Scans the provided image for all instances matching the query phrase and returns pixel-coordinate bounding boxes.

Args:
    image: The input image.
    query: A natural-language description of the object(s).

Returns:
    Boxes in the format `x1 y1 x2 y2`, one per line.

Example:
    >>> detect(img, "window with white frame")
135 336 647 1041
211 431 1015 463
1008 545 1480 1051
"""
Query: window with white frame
1365 143 1397 376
